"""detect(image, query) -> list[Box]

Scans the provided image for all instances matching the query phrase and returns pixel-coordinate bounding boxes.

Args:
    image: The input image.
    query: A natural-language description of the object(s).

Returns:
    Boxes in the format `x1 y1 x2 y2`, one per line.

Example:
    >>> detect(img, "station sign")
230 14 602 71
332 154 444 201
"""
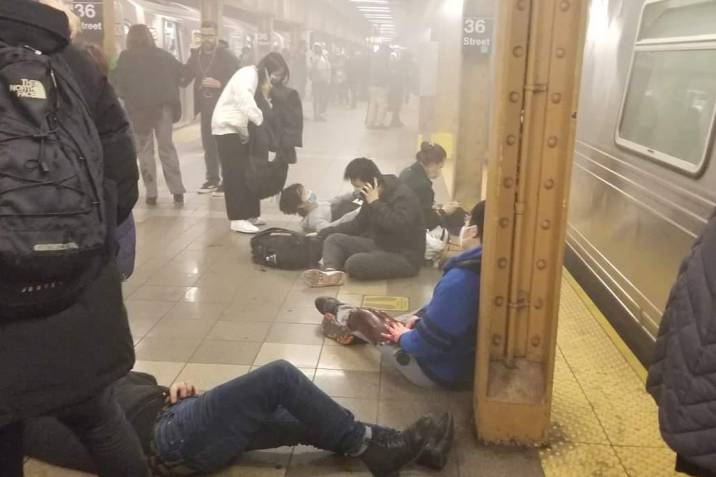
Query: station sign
71 1 104 45
463 16 493 56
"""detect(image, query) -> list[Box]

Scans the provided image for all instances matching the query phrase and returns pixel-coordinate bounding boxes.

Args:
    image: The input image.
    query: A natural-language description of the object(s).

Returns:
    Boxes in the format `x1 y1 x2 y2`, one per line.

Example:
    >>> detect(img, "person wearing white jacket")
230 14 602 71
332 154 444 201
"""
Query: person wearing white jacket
212 53 290 234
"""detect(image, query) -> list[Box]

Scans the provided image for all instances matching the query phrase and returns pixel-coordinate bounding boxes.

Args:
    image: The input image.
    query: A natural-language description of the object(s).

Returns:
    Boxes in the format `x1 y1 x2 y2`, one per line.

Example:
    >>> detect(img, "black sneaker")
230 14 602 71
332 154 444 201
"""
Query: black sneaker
197 182 218 194
211 184 225 198
173 194 184 206
360 416 435 477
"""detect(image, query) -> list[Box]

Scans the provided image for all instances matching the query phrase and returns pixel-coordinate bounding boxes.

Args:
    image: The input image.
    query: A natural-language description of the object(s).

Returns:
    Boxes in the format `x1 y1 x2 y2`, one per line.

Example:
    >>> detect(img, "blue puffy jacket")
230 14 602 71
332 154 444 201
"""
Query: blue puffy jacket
399 246 481 388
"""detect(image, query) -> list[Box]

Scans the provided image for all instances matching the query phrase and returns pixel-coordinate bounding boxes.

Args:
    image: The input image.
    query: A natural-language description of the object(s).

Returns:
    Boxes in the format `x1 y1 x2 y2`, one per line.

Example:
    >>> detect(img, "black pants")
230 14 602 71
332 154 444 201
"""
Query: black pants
0 387 147 477
216 134 260 221
200 110 221 185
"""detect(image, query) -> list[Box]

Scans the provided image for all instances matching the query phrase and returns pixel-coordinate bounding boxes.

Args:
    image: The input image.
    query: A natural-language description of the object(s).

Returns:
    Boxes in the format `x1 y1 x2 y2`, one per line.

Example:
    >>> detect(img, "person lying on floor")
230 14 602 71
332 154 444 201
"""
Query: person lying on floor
279 183 361 233
23 360 454 477
315 201 485 390
303 157 426 286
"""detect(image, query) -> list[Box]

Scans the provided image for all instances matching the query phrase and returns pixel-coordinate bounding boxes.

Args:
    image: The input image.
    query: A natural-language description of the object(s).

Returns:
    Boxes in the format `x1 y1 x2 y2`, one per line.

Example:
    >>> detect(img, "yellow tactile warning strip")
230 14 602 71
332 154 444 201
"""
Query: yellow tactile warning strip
540 272 683 476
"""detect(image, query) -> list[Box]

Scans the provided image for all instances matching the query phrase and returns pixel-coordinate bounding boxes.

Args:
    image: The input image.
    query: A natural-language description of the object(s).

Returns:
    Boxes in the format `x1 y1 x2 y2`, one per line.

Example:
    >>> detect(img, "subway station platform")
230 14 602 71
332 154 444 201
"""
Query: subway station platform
25 102 681 477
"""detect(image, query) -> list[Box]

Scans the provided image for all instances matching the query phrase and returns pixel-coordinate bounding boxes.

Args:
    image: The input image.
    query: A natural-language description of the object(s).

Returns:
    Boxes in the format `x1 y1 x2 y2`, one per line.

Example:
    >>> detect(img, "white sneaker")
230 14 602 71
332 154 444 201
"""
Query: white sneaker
302 269 346 288
230 220 260 234
250 217 266 226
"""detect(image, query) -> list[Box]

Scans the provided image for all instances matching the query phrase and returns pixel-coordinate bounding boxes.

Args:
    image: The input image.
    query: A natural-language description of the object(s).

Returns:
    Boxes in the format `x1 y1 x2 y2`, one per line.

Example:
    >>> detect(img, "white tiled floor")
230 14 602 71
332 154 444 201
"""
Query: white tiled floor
24 100 543 476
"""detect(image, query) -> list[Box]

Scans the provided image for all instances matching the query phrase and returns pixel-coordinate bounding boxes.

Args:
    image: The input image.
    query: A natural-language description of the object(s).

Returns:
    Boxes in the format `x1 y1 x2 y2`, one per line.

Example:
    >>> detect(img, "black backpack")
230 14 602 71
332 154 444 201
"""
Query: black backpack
0 42 110 320
251 227 322 270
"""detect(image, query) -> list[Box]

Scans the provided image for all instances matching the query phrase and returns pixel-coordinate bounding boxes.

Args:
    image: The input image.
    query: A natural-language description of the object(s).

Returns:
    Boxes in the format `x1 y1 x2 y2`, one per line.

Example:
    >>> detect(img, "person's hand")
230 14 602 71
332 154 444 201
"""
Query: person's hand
238 128 250 144
167 381 197 404
442 201 460 215
201 77 221 89
404 315 421 329
361 178 380 205
381 321 410 344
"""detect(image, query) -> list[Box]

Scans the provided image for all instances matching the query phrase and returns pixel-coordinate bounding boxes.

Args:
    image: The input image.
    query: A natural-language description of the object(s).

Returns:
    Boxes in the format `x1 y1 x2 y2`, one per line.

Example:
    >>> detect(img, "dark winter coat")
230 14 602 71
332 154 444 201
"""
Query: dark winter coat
270 84 304 164
647 210 716 472
182 45 239 116
0 1 138 425
319 175 426 268
113 45 185 127
399 162 442 230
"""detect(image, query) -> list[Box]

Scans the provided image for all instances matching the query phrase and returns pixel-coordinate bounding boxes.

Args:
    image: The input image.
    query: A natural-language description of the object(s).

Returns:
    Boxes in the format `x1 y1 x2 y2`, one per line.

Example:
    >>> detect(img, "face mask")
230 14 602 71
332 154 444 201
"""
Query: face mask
458 225 478 249
303 189 317 204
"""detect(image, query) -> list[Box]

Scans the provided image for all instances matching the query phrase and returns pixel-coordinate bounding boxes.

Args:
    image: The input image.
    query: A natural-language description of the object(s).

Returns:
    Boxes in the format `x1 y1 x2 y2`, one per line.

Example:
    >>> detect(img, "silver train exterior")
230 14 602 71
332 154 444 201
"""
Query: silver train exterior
113 0 257 124
566 0 716 363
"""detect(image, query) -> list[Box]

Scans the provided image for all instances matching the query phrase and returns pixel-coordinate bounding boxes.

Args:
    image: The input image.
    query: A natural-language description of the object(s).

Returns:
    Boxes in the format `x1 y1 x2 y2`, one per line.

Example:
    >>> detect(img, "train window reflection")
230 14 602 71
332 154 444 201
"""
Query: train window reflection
639 0 716 41
618 48 716 173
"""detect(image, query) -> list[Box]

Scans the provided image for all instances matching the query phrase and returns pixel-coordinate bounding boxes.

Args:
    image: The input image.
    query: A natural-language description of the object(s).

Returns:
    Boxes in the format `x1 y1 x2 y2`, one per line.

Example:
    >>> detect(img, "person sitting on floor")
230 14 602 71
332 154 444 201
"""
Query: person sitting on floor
399 141 466 236
279 183 361 233
303 157 426 286
23 360 455 476
315 201 485 390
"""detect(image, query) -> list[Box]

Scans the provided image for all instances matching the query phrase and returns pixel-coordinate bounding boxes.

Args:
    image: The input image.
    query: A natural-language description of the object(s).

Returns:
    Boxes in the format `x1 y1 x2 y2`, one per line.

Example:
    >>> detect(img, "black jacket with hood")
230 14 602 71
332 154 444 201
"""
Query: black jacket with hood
0 0 138 425
319 174 426 269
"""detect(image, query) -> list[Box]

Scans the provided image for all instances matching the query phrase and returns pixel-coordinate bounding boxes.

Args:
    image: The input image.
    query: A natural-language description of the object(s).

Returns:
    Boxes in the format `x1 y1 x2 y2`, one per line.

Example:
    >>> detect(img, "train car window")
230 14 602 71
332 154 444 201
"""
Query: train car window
639 0 716 41
617 0 716 175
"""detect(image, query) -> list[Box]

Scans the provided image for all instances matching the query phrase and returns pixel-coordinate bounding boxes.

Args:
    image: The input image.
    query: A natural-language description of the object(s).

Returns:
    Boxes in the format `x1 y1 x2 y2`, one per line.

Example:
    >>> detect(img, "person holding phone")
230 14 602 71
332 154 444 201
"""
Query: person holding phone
303 158 426 286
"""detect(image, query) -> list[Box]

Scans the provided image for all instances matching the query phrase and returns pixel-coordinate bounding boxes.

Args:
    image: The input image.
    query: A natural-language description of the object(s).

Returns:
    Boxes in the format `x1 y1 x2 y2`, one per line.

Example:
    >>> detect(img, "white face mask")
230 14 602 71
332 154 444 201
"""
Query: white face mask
458 225 478 249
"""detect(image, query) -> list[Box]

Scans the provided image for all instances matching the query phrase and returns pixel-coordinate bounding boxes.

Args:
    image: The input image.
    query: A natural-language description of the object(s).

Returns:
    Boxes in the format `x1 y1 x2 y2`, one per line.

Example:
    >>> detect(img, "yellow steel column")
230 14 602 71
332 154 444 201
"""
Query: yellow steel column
475 0 588 443
201 0 224 33
101 0 115 60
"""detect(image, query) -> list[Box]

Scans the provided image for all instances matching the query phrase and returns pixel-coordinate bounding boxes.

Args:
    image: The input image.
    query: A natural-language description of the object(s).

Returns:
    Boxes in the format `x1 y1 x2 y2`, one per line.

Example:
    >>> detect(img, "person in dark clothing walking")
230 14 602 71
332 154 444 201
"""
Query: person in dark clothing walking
400 142 466 235
23 360 455 476
303 158 426 286
182 20 239 196
114 24 186 207
647 209 716 476
0 1 147 475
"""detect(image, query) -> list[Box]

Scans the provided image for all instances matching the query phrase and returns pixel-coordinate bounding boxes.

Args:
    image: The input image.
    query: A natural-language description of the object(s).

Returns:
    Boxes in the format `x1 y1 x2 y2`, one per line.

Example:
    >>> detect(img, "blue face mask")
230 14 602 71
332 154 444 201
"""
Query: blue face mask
303 189 318 204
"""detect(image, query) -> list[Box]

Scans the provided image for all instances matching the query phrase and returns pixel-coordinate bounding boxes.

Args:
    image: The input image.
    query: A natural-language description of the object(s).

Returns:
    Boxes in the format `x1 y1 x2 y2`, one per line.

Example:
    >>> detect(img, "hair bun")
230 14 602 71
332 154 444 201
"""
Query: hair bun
419 141 433 153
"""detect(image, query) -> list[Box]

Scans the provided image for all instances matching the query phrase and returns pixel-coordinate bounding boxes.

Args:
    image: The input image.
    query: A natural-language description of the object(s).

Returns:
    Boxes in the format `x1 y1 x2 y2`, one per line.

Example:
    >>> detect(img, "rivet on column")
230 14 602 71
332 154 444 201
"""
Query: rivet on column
551 93 562 104
503 178 514 188
494 296 505 306
544 178 555 189
536 259 547 270
556 48 566 58
531 336 541 347
541 219 552 230
499 217 510 228
513 46 524 57
548 136 558 148
498 257 509 268
492 334 502 346
509 91 520 103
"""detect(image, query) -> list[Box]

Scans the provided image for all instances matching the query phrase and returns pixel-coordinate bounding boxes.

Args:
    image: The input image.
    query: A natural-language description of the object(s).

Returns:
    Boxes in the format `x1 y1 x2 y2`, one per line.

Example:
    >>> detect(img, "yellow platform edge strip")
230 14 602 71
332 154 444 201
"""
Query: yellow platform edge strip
563 270 648 383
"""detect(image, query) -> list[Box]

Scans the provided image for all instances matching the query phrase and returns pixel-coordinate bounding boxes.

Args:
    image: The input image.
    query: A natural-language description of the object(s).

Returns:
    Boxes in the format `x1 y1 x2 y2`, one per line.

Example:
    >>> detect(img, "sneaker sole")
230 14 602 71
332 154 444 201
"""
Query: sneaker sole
302 270 345 288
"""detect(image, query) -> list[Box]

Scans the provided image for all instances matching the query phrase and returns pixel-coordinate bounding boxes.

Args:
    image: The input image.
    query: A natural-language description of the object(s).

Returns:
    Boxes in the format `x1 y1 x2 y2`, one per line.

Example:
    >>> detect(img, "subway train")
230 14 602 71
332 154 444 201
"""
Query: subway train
566 0 716 364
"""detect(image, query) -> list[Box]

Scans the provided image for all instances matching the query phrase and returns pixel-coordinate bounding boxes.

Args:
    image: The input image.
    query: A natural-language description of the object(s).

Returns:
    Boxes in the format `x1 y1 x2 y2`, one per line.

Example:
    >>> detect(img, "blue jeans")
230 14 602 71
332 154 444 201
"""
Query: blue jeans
153 360 366 473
